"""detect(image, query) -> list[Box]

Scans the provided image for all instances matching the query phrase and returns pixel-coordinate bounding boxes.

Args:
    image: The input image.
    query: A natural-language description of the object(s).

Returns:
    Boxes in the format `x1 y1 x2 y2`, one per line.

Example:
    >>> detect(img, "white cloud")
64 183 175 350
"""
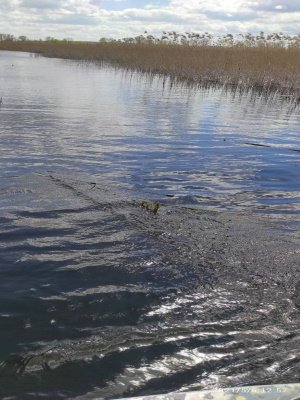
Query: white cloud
247 0 300 12
0 0 299 41
20 0 65 9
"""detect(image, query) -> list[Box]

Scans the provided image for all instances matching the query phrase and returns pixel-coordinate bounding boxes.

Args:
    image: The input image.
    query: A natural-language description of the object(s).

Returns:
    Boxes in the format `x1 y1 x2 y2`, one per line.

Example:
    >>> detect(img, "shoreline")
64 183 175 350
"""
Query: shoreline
0 41 299 101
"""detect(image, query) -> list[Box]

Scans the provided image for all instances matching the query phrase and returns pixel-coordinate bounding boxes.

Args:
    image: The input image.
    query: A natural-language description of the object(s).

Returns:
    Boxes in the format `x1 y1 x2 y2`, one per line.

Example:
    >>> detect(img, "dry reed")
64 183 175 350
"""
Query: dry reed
0 39 299 99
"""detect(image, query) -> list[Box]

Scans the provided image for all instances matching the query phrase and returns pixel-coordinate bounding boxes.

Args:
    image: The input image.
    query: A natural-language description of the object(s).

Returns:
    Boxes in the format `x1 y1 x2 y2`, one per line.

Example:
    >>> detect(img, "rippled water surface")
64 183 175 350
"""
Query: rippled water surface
0 51 299 399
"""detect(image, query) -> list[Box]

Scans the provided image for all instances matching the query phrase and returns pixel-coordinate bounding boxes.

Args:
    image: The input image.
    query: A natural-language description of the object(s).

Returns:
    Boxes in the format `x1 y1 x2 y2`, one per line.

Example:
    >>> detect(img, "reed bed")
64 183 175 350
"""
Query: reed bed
1 38 299 99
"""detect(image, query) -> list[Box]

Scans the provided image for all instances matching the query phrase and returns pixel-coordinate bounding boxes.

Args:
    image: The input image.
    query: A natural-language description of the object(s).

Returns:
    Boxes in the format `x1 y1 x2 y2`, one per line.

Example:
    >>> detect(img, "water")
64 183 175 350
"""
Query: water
0 51 299 399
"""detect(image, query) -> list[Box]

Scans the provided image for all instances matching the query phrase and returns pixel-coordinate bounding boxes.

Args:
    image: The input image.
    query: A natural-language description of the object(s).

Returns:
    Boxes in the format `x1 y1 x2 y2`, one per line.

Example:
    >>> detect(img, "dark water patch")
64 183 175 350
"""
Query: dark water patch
0 173 299 398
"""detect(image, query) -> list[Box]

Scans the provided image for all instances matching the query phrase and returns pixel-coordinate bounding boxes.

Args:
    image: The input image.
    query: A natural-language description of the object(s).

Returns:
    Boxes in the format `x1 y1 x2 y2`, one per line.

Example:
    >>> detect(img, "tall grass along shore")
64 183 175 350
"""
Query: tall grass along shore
1 32 299 100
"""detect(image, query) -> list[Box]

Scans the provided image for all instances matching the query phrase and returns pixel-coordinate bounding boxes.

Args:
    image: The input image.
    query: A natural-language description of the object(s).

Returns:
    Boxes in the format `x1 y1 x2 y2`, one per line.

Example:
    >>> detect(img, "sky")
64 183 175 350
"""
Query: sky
0 0 299 41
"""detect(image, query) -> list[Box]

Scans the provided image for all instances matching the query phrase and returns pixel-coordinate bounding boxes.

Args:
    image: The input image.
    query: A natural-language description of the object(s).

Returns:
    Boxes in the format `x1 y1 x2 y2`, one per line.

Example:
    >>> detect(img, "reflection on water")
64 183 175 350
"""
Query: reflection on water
0 51 299 219
0 52 299 399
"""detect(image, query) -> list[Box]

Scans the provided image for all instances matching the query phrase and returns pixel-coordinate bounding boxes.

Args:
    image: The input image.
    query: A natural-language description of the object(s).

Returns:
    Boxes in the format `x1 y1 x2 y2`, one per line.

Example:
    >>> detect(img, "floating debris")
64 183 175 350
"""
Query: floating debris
140 200 161 214
244 142 271 148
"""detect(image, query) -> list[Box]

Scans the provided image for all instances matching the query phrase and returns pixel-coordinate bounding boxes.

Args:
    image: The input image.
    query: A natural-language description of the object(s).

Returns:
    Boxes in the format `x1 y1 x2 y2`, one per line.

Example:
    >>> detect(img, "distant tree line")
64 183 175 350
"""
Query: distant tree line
110 31 300 48
0 33 73 42
0 31 299 47
0 33 19 41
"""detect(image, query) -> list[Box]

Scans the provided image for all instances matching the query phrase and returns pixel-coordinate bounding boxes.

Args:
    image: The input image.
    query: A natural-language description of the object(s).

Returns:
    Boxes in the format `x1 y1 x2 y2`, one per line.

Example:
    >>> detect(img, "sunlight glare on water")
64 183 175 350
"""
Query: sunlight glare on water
0 51 299 219
0 51 299 399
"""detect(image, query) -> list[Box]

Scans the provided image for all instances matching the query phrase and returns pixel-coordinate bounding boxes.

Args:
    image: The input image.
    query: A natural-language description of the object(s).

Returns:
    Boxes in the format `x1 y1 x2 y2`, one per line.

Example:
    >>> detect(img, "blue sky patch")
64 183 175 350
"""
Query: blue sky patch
99 0 169 11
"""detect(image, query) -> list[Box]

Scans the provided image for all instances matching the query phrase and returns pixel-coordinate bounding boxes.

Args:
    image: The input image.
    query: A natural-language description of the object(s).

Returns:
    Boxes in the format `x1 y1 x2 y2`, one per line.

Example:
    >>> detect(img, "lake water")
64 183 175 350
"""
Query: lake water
0 51 299 399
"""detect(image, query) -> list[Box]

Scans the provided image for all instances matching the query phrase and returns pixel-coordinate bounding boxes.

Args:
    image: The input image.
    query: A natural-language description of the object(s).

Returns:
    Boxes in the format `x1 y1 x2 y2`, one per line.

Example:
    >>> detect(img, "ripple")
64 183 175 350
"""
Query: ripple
0 52 299 398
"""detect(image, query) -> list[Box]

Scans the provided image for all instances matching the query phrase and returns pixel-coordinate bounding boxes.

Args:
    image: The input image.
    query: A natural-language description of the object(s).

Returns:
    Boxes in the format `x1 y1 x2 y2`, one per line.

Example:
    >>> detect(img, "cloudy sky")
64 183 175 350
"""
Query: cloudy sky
1 0 299 41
